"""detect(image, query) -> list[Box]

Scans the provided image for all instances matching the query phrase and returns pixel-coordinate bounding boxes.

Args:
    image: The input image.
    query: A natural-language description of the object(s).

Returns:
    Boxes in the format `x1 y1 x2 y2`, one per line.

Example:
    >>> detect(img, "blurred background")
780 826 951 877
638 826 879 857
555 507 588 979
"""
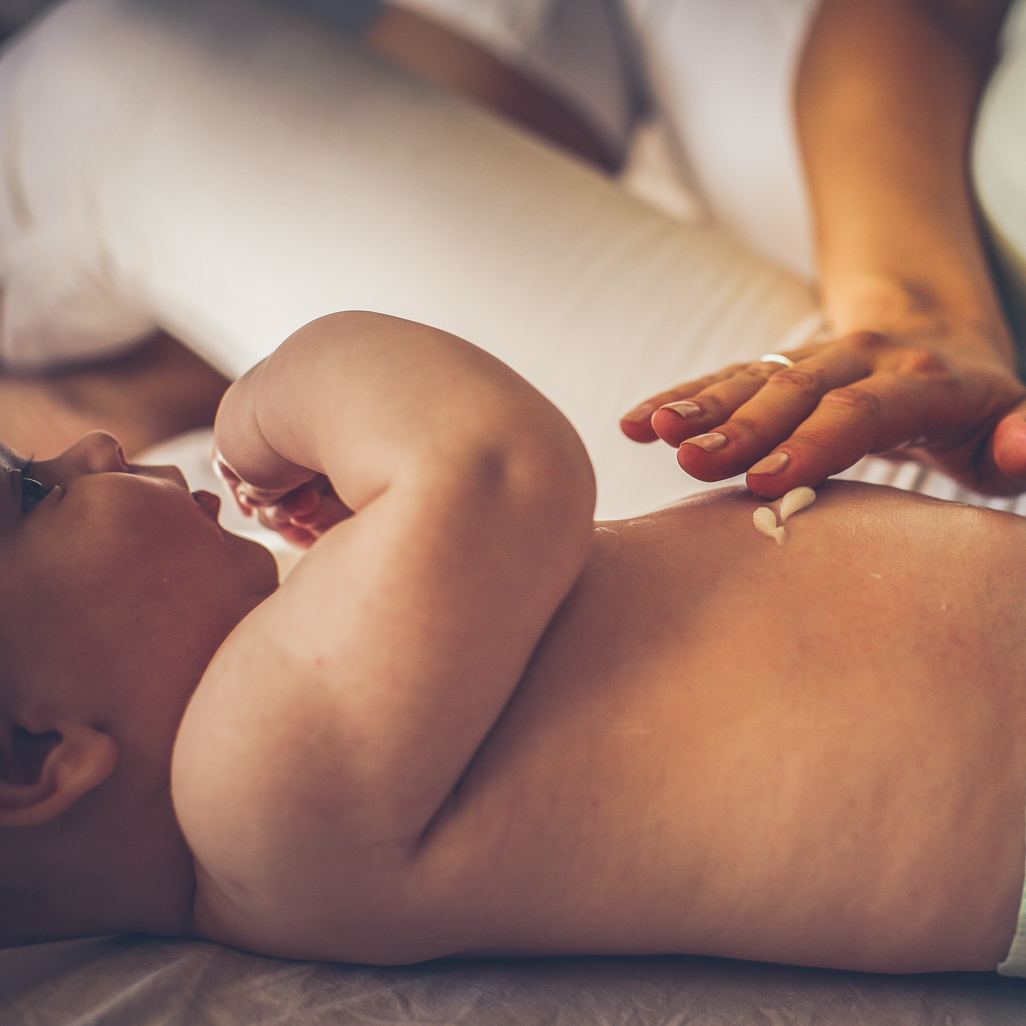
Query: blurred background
0 0 50 38
0 0 381 42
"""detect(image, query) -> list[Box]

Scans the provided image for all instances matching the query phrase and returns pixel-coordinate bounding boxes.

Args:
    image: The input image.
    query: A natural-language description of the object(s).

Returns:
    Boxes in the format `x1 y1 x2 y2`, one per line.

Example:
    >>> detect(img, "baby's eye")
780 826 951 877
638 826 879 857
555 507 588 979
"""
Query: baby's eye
21 477 49 513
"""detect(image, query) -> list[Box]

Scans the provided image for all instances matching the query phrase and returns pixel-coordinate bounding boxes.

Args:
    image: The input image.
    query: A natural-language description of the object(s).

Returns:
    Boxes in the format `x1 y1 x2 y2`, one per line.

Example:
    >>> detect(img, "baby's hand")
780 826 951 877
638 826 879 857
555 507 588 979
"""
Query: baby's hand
216 459 353 548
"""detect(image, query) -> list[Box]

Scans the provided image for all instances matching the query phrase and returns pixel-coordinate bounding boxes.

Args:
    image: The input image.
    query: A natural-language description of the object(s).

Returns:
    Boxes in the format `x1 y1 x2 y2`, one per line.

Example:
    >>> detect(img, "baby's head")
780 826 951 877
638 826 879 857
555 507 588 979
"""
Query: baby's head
0 432 278 946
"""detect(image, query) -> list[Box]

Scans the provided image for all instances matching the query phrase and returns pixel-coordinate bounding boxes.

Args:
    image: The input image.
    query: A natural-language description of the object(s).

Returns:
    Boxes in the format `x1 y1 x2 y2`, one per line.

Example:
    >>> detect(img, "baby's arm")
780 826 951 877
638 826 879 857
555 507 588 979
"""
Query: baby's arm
173 312 595 962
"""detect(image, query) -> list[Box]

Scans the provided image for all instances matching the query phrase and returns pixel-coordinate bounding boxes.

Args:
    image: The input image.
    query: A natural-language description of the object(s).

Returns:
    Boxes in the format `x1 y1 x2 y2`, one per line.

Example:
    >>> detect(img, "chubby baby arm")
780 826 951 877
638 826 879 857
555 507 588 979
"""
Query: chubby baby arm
173 312 596 961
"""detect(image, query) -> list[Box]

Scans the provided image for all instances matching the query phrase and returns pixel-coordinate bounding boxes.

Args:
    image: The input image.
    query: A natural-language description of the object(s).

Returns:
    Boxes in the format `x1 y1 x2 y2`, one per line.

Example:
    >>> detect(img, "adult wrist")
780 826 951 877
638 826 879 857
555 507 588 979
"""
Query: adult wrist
821 271 1017 368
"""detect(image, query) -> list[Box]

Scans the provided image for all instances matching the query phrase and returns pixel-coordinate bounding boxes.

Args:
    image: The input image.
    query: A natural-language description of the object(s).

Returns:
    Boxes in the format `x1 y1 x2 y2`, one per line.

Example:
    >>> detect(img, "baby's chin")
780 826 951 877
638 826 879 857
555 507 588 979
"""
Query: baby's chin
229 522 309 582
223 528 282 596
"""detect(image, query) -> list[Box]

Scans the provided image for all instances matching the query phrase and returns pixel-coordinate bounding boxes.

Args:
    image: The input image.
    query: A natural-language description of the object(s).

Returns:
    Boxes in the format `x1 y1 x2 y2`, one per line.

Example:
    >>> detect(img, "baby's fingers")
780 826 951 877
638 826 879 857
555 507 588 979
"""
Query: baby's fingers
214 454 291 513
272 479 323 520
255 506 320 548
256 478 354 547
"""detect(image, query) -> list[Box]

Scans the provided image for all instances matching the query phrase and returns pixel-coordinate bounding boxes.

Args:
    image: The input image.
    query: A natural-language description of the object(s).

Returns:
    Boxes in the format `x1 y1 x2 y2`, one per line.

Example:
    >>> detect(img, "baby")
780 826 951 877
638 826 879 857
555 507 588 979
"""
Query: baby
1 311 1025 975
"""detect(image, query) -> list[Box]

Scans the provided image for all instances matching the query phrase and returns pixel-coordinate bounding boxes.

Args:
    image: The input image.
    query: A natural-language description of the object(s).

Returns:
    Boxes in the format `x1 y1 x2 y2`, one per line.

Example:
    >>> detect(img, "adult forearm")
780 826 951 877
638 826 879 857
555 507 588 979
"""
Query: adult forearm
362 6 619 170
0 332 228 458
799 0 1013 360
625 0 1026 498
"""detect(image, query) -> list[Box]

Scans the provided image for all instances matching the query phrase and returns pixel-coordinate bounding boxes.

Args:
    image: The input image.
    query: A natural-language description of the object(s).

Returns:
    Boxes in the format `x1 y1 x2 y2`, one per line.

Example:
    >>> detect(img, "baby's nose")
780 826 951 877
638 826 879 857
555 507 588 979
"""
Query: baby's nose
61 431 129 475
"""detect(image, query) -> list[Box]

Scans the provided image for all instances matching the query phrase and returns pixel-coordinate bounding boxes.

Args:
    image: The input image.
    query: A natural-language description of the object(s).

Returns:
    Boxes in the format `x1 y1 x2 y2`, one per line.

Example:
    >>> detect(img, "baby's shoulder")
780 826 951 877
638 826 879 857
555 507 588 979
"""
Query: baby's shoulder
166 584 481 961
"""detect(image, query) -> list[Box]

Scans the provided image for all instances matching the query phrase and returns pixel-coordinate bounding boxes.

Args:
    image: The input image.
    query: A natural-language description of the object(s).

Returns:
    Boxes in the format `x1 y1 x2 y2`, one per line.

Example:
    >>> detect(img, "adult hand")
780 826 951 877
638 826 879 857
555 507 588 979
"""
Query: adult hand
620 330 1026 499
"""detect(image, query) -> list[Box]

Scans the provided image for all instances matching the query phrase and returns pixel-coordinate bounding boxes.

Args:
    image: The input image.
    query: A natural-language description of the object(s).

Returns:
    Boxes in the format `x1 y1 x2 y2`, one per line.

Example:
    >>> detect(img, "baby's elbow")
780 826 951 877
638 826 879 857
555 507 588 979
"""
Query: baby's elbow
493 414 596 554
532 434 596 536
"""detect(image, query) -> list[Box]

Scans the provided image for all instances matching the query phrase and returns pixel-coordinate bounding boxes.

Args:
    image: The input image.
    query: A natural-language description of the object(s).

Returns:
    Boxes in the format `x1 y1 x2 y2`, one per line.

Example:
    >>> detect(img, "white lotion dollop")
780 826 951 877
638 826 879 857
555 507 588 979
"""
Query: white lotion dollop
779 486 816 522
753 506 786 546
752 486 817 546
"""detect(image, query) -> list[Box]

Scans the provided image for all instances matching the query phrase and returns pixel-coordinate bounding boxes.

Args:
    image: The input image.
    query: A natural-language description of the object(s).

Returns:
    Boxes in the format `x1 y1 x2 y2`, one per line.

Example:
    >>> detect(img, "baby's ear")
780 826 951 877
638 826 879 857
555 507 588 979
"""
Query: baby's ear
0 723 118 827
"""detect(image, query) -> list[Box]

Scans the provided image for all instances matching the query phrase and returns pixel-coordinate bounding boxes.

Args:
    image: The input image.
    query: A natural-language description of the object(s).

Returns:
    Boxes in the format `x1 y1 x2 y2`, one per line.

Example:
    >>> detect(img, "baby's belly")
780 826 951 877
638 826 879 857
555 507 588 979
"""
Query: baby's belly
421 482 1026 971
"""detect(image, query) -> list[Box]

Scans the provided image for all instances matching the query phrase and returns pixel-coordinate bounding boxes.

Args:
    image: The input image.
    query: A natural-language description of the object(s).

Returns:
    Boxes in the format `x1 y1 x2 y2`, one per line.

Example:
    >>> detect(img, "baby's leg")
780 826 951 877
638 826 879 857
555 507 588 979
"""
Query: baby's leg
0 0 817 519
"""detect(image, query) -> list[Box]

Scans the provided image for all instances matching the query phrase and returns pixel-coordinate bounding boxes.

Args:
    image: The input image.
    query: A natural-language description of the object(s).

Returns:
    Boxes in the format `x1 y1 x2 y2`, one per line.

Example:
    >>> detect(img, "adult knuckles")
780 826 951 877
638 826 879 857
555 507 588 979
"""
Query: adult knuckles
721 414 764 440
893 347 948 376
839 331 893 359
693 390 732 422
763 366 823 396
787 425 845 458
840 332 949 376
818 385 883 419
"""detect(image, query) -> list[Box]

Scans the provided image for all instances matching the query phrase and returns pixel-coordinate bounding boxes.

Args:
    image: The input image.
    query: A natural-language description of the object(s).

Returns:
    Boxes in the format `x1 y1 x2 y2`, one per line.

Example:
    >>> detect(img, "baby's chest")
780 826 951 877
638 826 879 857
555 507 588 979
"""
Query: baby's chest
406 668 739 953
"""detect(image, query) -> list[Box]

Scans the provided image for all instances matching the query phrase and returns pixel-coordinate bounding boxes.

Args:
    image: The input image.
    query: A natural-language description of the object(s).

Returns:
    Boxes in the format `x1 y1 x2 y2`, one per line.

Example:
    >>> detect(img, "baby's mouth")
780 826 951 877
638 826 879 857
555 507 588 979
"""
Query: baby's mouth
192 490 222 521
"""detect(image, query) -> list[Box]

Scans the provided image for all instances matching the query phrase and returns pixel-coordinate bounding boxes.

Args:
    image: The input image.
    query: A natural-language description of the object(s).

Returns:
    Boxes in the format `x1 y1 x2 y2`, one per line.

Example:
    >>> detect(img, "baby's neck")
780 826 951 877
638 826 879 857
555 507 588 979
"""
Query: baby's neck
5 776 197 948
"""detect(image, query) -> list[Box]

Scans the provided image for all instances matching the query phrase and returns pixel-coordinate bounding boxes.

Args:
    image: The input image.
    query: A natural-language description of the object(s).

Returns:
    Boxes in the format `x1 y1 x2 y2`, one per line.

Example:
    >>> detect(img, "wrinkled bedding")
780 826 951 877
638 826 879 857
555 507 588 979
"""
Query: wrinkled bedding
4 934 1026 1026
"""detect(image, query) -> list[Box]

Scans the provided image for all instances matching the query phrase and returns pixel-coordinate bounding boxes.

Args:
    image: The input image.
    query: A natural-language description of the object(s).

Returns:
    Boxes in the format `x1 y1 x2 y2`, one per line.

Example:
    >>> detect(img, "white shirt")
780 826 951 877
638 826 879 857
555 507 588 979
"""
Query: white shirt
386 0 820 277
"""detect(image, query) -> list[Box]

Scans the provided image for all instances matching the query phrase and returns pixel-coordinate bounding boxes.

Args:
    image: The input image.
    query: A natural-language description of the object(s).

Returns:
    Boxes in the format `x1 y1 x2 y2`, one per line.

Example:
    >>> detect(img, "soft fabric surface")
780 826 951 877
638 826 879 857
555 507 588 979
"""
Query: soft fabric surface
4 935 1026 1026
386 0 821 276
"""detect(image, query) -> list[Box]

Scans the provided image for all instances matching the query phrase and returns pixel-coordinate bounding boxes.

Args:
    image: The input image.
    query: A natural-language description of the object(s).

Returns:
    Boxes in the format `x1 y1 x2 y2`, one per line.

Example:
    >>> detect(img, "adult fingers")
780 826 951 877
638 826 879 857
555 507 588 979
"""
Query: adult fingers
649 345 867 449
619 364 752 442
739 367 967 498
673 345 872 484
649 362 794 448
979 397 1026 493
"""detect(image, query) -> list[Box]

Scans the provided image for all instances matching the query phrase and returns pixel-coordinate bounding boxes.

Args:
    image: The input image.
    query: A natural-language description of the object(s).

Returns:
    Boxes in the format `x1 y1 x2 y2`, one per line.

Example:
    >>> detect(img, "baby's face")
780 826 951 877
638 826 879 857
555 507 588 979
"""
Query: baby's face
0 432 278 736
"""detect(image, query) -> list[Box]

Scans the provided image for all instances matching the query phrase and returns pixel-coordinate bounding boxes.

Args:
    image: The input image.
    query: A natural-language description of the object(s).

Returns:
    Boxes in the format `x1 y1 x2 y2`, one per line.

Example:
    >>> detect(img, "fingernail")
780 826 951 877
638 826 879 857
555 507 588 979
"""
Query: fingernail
682 432 728 453
748 451 791 476
661 401 701 419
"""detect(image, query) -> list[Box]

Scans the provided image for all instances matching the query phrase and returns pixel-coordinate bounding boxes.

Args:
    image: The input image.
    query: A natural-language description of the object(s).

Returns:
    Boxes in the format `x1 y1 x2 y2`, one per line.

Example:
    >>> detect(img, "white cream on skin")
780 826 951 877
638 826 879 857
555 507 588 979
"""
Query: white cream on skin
753 505 786 546
779 486 816 522
752 486 816 546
